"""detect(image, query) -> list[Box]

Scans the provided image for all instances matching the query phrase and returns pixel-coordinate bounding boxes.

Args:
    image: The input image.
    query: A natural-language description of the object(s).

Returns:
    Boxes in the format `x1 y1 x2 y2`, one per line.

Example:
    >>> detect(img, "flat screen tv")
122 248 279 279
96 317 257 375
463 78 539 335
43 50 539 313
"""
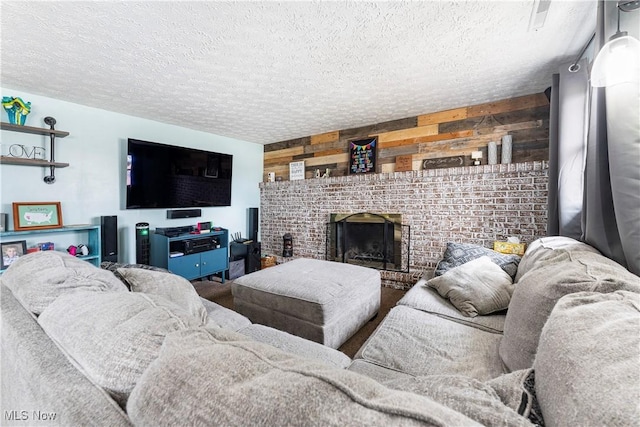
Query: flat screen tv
126 139 232 209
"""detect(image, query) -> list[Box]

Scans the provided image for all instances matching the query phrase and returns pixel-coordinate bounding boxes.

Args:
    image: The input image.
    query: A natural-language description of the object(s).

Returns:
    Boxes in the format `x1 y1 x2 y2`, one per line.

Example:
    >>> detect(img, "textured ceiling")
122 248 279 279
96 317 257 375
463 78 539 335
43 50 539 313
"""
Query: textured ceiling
0 1 595 145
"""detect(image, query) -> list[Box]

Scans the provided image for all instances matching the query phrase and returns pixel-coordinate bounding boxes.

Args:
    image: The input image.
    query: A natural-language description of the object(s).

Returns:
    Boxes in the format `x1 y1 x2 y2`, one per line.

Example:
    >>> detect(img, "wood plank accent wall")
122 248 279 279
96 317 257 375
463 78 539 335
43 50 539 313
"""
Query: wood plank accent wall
263 93 549 181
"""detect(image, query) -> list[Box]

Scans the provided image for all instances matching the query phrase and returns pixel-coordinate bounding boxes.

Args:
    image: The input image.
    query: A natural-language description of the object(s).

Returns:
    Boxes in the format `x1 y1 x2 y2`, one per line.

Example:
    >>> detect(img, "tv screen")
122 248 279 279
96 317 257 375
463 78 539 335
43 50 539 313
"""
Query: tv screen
126 139 232 209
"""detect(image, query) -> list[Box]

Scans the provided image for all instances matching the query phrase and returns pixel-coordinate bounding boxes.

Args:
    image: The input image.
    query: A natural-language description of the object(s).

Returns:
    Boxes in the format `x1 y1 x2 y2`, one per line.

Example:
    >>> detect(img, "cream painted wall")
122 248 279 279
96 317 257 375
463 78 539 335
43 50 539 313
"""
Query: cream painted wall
0 88 263 263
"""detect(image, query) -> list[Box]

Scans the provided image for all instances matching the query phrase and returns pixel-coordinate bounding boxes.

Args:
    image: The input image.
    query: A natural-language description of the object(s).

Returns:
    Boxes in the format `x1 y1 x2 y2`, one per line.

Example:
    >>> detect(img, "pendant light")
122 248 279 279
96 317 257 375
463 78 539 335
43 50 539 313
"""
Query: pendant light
590 0 640 87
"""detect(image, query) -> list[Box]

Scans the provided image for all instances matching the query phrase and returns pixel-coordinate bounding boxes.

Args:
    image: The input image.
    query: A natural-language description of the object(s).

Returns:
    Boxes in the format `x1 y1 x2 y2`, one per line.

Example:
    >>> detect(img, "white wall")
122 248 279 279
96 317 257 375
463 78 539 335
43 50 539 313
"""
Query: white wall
0 88 263 263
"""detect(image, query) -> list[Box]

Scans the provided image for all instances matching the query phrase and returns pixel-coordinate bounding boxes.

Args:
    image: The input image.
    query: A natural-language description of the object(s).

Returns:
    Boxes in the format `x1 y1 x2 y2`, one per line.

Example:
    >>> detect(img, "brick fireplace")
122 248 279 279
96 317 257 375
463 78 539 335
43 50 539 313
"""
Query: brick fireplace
259 161 548 289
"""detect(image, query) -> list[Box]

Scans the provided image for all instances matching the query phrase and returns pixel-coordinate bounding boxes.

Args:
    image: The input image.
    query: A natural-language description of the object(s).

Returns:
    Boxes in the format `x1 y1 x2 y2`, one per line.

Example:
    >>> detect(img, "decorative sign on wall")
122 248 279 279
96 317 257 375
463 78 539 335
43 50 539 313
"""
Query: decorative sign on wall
395 155 413 172
422 156 467 170
289 160 305 180
0 144 46 160
349 137 377 174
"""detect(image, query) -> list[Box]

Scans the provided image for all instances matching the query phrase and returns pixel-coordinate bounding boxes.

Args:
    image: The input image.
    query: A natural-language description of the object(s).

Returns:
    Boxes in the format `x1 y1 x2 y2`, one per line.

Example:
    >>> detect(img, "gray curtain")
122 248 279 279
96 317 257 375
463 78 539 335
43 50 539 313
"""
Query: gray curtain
582 0 640 275
547 59 588 239
549 0 640 275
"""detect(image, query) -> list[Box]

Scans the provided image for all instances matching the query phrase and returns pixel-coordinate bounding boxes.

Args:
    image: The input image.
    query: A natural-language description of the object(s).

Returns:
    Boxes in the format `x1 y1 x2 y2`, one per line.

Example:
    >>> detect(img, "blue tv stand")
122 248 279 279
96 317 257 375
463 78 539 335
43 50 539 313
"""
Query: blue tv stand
150 228 229 282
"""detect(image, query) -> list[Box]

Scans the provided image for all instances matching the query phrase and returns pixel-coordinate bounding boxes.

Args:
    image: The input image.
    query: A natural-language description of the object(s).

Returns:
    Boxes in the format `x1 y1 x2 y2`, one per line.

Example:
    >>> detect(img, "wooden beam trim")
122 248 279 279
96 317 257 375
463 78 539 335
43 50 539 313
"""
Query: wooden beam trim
303 153 349 167
314 148 345 157
310 131 340 145
474 120 544 135
467 93 549 118
417 107 468 126
379 130 474 149
263 146 305 160
373 124 438 142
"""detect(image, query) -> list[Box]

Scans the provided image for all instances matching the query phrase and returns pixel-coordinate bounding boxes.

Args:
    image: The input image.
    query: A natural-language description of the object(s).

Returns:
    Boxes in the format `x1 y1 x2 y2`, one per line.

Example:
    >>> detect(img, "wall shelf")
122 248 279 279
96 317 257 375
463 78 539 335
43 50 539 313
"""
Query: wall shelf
0 156 69 168
0 118 69 183
0 122 69 137
0 225 102 274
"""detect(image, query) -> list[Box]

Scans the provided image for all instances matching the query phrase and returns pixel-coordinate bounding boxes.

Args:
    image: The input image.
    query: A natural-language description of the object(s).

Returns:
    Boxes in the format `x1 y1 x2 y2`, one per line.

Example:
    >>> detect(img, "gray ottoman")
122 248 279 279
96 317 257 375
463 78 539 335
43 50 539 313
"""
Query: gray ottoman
231 258 381 349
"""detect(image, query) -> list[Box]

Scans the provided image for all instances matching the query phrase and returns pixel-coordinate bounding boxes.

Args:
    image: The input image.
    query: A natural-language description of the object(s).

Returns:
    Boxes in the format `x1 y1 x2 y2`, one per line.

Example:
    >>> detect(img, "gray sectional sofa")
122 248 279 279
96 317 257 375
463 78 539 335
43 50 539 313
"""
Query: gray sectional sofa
1 236 639 426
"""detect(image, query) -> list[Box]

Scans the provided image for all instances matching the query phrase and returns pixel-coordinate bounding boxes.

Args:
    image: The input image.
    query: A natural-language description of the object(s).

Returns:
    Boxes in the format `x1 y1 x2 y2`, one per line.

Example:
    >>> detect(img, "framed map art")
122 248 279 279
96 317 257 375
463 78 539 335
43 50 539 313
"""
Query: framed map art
349 137 377 174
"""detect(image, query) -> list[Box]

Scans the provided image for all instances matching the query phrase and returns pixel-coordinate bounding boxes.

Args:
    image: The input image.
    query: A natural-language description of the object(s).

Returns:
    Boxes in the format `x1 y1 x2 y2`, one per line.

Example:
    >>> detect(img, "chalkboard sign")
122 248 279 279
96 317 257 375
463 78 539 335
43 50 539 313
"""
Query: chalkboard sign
422 156 467 170
349 137 377 174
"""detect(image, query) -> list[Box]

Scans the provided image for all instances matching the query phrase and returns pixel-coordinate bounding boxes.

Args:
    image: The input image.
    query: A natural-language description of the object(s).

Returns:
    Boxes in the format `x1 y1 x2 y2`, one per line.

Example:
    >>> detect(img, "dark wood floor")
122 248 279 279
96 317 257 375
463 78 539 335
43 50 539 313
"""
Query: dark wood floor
193 277 406 358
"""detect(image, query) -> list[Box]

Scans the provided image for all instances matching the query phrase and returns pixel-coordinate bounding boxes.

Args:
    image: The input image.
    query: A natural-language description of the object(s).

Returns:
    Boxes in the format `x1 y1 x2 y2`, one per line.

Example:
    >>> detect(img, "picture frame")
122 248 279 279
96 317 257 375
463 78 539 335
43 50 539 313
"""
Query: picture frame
12 202 63 231
349 137 377 174
1 240 27 269
289 160 305 180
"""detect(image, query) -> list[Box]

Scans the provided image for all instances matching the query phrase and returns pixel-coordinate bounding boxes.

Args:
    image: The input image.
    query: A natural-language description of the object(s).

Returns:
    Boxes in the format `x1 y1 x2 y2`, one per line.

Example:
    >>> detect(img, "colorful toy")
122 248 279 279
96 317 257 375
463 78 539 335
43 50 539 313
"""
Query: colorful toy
2 96 31 125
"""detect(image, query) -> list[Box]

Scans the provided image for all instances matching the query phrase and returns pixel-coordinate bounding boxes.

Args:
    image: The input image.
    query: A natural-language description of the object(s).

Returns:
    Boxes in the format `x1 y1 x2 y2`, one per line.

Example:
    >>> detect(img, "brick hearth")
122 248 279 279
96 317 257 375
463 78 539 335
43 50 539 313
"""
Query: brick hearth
259 161 548 289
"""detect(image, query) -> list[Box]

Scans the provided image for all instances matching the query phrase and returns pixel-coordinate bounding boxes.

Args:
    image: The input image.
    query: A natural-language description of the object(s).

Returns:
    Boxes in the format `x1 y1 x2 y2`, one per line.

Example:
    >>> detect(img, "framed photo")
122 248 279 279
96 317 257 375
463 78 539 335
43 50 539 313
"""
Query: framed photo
12 202 63 231
349 137 377 174
1 240 27 269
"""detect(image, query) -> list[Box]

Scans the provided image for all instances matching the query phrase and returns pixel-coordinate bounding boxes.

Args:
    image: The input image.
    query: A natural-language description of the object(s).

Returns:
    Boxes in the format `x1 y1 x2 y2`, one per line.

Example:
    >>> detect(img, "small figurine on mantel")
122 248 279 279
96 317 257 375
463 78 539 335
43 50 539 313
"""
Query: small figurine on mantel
322 168 331 178
2 96 31 125
315 169 321 178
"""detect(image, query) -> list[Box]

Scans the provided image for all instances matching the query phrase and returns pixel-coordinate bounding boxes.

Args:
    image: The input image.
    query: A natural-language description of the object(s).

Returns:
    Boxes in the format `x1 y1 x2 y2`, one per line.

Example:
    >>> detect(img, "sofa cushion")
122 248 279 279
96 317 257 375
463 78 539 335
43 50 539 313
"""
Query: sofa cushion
1 251 127 315
435 242 521 279
534 291 640 427
500 244 640 371
237 324 351 369
426 256 514 317
385 374 533 427
127 327 481 426
514 236 600 282
116 267 208 325
355 305 505 381
397 281 505 333
347 359 413 384
38 290 202 407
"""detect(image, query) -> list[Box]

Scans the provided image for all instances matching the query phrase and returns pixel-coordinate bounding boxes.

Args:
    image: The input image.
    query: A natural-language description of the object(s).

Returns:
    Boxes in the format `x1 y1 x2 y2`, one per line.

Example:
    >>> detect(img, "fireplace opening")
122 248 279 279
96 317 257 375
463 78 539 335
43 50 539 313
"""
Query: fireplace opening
326 213 410 272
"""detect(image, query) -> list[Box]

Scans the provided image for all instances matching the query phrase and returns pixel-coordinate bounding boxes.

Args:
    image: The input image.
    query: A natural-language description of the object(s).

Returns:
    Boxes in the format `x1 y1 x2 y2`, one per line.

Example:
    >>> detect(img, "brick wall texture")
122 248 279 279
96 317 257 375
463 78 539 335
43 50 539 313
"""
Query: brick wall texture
260 161 548 289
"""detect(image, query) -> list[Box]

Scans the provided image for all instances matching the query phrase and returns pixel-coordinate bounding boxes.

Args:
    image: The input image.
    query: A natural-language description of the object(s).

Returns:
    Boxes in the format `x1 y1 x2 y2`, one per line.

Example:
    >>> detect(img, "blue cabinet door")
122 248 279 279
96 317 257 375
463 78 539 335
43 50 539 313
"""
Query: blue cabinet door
200 249 227 276
168 254 201 280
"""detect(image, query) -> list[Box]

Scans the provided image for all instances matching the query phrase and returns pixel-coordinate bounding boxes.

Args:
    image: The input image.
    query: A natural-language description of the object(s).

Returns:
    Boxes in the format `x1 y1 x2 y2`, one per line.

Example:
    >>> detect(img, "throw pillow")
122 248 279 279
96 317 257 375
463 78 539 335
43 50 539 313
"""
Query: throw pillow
2 251 128 315
116 267 208 325
435 242 521 279
426 256 514 317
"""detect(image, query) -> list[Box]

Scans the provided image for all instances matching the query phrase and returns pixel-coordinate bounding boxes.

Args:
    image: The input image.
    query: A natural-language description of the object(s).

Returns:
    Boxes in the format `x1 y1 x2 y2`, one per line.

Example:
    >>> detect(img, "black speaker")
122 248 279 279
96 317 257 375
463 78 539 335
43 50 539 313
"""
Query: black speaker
136 222 150 265
167 209 202 219
229 241 248 261
245 241 261 274
248 207 259 242
101 215 118 263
